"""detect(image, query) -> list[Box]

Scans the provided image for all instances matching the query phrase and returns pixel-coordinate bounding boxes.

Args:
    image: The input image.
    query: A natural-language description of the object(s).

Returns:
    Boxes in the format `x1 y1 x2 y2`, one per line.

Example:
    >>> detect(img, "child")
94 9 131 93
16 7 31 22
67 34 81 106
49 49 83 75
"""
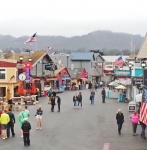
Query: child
21 118 31 146
35 105 43 129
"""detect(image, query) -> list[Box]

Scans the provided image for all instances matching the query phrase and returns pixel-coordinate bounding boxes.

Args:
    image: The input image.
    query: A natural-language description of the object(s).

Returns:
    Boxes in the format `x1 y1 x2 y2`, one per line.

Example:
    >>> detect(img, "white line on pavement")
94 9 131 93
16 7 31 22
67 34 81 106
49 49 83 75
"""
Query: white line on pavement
103 143 110 150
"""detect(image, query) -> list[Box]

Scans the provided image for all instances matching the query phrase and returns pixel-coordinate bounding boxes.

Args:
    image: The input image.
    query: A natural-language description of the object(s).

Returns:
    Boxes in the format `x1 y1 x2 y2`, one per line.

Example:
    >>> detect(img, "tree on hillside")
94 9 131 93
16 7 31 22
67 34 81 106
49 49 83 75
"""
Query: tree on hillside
89 50 104 55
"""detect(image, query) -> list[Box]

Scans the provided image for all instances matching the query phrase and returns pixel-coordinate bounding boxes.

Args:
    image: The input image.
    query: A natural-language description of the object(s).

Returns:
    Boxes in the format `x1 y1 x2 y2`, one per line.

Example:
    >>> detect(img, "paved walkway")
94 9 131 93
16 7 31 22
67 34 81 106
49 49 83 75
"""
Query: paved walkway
0 88 147 150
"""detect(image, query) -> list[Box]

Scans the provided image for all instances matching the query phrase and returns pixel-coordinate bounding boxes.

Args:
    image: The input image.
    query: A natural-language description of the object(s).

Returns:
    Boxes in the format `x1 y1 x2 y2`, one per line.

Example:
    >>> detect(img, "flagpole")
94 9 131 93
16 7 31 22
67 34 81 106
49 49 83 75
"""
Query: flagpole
36 36 37 51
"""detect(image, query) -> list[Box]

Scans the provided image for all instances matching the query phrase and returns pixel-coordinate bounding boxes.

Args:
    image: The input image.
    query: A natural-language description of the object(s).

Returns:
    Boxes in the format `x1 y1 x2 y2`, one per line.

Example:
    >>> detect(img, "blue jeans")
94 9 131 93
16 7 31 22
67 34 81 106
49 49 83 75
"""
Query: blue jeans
118 123 122 133
102 96 105 103
91 96 94 104
74 101 77 107
141 124 146 138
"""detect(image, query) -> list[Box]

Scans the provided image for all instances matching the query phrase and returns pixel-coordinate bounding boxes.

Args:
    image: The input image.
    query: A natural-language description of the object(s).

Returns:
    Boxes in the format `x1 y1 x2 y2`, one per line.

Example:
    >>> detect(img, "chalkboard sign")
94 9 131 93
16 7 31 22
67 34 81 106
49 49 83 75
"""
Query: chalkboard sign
142 86 147 103
132 77 143 86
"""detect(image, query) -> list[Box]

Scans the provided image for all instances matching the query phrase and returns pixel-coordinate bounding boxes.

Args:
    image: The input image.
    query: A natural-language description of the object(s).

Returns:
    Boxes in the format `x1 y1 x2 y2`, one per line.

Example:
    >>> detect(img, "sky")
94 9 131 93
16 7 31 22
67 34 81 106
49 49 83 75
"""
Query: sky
0 0 147 37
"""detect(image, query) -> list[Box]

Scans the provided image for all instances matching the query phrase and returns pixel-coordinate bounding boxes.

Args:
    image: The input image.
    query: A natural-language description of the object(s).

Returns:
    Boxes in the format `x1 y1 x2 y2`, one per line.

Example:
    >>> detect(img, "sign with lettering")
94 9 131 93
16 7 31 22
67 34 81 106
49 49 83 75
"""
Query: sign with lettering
45 64 53 70
132 77 143 86
142 86 147 103
17 64 25 69
114 70 131 76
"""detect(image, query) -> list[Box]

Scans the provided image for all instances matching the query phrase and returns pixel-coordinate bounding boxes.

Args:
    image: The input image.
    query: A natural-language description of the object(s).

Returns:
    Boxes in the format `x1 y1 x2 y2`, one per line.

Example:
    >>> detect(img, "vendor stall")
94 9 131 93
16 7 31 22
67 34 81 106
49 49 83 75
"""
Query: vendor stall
115 85 126 102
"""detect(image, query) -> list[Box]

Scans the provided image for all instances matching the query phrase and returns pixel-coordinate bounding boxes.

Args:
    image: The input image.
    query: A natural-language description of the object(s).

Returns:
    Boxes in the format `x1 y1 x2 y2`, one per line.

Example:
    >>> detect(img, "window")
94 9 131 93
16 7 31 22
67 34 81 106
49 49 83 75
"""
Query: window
0 69 5 79
0 87 6 97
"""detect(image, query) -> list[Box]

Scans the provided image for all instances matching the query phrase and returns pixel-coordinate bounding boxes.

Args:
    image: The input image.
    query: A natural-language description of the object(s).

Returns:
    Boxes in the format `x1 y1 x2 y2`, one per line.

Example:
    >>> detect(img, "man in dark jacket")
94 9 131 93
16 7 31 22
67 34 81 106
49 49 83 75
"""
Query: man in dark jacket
51 96 56 112
78 92 82 108
56 96 61 112
7 108 15 137
21 118 31 146
116 109 124 135
101 88 106 103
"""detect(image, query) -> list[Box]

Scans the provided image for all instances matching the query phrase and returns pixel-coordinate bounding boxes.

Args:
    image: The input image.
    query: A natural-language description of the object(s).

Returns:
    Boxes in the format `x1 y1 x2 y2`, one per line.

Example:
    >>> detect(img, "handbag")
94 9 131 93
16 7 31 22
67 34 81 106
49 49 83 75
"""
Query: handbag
90 95 92 100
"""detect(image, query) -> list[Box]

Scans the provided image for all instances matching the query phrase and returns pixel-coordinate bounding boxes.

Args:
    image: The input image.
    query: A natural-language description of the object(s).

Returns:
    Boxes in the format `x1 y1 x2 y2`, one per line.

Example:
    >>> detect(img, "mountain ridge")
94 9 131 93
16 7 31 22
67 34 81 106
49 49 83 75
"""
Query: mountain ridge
0 30 143 54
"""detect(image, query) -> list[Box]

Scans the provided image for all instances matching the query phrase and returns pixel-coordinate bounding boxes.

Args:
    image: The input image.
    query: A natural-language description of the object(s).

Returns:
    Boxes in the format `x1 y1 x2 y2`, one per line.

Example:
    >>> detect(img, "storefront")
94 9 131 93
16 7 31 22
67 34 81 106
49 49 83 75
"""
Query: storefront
55 67 71 90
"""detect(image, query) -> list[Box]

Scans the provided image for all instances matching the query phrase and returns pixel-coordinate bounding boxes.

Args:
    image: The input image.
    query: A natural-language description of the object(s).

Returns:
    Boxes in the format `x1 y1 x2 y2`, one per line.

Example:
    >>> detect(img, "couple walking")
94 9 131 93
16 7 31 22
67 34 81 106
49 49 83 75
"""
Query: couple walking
73 92 82 108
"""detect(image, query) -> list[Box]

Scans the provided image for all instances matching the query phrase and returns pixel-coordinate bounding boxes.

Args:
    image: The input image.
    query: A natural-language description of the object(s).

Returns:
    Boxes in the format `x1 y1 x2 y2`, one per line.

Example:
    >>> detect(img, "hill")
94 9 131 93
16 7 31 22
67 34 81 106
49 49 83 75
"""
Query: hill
0 30 143 54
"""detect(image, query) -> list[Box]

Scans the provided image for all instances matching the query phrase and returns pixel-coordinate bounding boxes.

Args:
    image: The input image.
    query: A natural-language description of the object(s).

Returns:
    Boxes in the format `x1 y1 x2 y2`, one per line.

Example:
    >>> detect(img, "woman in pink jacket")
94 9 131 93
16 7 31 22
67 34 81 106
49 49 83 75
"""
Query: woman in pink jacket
130 110 139 136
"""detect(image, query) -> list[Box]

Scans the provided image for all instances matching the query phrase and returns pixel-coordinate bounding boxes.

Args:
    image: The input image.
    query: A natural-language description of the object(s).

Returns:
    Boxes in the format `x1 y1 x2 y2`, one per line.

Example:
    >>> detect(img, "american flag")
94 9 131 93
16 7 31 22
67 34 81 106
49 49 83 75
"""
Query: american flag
140 86 147 125
24 33 37 44
114 56 124 67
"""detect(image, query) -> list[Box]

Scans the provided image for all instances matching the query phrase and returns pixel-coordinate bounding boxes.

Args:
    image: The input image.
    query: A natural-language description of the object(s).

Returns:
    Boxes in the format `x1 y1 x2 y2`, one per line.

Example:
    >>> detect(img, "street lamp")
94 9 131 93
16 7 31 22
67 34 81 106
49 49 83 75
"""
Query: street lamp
19 56 23 63
141 59 146 69
128 62 133 70
28 58 32 62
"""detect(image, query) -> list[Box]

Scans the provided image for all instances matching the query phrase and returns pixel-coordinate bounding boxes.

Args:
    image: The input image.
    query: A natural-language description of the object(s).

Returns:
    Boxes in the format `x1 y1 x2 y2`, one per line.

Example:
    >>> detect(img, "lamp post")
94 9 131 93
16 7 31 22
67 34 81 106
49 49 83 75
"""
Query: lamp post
128 61 134 101
141 58 146 86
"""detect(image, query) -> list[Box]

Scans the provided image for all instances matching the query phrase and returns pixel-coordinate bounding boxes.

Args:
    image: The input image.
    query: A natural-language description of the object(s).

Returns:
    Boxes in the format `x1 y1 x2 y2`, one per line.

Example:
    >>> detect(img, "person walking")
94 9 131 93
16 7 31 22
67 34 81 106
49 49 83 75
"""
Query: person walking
140 121 146 139
116 109 124 135
7 108 15 138
52 90 56 97
21 118 31 146
73 93 78 108
51 95 55 112
94 81 98 92
25 106 30 117
130 110 139 136
90 89 95 104
56 96 61 112
35 105 43 129
18 109 29 137
47 89 52 104
101 88 106 103
0 110 10 139
78 92 82 108
88 82 92 91
78 81 81 90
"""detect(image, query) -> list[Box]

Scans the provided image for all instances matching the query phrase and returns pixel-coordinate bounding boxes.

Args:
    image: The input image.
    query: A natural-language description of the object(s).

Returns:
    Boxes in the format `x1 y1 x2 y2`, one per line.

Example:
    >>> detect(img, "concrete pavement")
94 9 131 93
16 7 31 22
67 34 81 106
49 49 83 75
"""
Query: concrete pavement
0 88 147 150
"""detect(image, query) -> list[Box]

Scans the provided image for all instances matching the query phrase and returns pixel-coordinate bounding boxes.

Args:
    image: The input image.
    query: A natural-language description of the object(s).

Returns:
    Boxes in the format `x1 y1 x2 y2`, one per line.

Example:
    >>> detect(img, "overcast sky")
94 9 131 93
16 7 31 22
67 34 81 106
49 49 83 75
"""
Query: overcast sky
0 0 147 37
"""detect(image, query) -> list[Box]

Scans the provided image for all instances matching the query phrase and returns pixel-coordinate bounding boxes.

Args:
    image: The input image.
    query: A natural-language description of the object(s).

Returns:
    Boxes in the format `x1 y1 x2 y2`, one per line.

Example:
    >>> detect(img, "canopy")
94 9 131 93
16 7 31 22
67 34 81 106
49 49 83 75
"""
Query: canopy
115 85 126 89
109 81 119 87
18 83 24 95
31 83 36 94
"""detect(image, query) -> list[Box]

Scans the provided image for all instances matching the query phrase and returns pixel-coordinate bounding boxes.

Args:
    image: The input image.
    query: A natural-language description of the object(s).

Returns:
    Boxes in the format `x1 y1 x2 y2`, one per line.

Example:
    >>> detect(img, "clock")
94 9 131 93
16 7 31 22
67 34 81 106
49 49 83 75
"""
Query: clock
19 73 26 81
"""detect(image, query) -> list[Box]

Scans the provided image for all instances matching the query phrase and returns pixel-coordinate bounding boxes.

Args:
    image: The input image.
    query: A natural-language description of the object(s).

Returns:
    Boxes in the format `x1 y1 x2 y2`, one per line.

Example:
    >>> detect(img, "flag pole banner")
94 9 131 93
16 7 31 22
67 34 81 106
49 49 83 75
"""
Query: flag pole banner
140 86 147 125
114 56 124 67
24 33 37 44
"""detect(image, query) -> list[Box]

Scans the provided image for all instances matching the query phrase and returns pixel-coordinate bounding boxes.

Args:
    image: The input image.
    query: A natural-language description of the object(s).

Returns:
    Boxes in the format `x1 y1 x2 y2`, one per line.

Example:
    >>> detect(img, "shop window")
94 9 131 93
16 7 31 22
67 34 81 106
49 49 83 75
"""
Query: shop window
0 87 6 97
0 69 5 79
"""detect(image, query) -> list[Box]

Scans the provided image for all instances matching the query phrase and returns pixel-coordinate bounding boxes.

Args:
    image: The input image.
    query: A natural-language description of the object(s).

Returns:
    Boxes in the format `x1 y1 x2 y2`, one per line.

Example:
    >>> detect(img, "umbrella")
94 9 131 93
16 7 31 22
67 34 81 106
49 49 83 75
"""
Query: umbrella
18 83 24 95
109 81 119 87
115 85 126 89
31 83 36 94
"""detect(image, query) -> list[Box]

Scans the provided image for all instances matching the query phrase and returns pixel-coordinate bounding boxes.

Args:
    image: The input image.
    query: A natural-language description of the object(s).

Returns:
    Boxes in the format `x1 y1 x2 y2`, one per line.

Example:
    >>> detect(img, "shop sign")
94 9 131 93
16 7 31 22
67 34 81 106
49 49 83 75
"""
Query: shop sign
17 63 25 69
114 70 131 76
45 64 53 70
132 77 143 86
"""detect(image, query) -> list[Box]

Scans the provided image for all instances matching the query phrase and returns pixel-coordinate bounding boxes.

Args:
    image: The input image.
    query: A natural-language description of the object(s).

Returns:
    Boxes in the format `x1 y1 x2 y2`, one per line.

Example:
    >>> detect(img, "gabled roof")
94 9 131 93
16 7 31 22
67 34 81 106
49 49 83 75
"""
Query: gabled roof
4 51 53 67
137 33 147 59
54 67 70 77
70 52 93 60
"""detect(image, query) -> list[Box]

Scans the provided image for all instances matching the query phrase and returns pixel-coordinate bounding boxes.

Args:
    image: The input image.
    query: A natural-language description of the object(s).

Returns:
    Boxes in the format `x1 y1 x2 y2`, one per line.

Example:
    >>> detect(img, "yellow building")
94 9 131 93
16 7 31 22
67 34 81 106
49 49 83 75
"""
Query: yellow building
0 59 17 100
